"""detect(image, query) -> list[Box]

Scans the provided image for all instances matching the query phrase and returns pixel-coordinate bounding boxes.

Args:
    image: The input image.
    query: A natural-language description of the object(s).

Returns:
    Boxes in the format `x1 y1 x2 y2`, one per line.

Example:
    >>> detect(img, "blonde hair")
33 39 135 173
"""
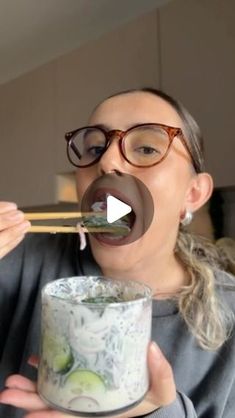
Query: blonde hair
175 230 234 350
216 237 235 276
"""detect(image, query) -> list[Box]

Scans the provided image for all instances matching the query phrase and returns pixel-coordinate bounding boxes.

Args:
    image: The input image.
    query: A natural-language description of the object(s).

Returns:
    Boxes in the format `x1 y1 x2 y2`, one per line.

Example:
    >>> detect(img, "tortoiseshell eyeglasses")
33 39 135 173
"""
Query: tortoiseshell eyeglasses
65 123 198 171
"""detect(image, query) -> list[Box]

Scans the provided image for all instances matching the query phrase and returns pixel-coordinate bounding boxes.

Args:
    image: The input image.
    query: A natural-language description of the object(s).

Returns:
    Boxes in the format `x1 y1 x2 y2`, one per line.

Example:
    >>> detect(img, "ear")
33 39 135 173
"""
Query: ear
183 172 214 213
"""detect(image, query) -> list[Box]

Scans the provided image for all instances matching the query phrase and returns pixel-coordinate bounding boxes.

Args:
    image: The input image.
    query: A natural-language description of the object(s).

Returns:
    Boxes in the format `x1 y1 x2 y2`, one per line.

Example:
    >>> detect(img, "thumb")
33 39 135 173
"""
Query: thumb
148 342 176 407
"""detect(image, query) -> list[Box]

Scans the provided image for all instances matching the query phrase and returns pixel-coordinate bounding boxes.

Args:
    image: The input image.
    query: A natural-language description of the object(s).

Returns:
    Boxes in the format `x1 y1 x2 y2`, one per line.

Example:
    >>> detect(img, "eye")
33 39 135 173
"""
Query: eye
135 146 160 155
86 145 105 156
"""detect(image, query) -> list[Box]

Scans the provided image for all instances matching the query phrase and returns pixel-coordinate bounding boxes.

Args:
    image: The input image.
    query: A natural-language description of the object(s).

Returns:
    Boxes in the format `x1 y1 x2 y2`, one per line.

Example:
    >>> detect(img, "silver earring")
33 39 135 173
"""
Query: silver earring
181 211 193 226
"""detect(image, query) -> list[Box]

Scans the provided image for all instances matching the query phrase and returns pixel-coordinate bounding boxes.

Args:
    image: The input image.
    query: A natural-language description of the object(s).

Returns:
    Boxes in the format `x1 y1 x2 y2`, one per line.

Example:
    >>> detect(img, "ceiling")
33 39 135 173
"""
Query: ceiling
0 0 173 85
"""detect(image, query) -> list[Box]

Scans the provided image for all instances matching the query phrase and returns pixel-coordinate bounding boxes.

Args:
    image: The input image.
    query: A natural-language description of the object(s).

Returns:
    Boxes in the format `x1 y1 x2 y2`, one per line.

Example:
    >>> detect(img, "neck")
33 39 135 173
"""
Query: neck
101 252 188 300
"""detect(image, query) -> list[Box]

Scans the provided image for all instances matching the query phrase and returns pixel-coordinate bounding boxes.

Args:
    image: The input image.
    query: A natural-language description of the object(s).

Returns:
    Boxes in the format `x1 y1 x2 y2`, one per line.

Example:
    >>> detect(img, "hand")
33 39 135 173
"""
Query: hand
0 343 176 418
0 201 31 259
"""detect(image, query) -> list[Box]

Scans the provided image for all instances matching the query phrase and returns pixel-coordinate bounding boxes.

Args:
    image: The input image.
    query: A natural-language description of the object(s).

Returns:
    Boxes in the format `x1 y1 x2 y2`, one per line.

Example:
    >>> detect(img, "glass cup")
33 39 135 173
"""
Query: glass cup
37 276 152 416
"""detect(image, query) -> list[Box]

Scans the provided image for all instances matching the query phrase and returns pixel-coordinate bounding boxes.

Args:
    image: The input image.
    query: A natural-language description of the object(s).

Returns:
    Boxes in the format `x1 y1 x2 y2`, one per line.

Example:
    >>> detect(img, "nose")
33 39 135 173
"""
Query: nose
97 137 125 175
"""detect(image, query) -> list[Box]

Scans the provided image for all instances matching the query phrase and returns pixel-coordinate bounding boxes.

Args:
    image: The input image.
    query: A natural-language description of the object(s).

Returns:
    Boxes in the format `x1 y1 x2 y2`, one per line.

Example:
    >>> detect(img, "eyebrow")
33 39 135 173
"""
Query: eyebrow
90 122 154 131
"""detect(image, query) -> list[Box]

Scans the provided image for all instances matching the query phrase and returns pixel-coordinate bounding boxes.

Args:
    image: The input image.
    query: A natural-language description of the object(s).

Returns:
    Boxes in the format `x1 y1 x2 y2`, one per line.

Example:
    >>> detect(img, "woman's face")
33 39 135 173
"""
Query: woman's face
76 92 195 272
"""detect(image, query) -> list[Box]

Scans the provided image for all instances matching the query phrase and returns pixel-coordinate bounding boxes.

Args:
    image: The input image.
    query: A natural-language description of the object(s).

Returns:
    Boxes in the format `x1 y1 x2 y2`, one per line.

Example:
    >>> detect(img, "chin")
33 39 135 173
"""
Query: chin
89 236 139 275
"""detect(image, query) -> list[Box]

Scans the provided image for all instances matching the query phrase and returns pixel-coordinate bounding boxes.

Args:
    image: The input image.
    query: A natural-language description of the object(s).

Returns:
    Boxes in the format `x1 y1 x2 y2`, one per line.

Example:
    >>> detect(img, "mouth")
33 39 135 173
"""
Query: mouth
80 173 154 248
83 188 137 246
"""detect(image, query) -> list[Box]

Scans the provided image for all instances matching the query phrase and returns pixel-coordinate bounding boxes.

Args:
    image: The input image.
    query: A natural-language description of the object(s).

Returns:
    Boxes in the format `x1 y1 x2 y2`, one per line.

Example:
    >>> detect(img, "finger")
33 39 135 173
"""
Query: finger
0 232 26 259
27 355 39 368
0 219 31 242
0 388 46 411
148 342 176 407
0 209 25 229
5 374 37 392
0 202 17 214
0 219 30 251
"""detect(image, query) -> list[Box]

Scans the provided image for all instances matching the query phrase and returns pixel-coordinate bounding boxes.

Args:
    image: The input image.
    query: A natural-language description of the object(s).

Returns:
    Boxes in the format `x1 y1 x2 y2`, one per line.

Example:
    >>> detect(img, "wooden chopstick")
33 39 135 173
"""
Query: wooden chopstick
24 212 105 221
25 211 129 235
29 226 81 233
28 225 127 234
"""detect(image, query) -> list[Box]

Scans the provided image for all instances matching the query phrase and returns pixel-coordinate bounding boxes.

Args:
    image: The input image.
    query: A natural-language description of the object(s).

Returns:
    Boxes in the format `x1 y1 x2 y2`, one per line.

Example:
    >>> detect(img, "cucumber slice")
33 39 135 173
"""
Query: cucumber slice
42 333 73 373
65 369 106 396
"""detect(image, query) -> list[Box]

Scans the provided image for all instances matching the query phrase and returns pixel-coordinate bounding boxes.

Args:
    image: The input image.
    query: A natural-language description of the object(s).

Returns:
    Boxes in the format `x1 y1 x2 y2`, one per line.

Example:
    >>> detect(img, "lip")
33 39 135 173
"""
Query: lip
94 214 137 246
90 187 137 214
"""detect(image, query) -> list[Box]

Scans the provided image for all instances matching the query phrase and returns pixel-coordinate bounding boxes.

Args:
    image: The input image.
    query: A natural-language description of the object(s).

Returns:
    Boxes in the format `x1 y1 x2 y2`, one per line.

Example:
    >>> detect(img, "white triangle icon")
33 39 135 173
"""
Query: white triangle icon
107 195 132 224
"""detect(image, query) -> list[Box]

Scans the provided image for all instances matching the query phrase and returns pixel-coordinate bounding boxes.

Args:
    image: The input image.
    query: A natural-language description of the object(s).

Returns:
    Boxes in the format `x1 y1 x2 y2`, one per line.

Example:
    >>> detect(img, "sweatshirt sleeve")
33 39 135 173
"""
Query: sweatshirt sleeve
0 240 24 358
141 392 197 418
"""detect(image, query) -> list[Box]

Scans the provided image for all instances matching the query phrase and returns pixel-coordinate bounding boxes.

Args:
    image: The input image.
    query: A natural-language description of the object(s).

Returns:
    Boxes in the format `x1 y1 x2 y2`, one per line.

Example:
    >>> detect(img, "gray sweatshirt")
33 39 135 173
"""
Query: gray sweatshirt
0 234 235 418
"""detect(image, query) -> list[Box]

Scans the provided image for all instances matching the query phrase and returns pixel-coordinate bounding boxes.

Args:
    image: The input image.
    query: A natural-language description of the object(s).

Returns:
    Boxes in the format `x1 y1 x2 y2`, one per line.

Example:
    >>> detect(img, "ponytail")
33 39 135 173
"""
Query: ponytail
175 230 234 350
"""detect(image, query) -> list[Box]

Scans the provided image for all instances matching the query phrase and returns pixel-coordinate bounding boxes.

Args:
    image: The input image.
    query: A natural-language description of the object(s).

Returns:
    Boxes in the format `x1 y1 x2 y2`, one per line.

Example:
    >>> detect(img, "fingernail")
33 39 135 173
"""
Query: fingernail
150 342 162 360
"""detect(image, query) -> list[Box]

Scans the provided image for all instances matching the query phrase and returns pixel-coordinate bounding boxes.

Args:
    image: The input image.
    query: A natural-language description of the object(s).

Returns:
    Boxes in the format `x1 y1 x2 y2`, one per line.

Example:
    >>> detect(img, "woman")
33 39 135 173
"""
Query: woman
0 88 234 418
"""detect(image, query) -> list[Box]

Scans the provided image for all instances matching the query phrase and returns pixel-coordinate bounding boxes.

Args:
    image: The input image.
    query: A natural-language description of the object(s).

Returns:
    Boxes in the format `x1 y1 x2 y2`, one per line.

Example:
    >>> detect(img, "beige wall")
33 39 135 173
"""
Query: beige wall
0 11 159 206
0 0 235 207
160 0 235 187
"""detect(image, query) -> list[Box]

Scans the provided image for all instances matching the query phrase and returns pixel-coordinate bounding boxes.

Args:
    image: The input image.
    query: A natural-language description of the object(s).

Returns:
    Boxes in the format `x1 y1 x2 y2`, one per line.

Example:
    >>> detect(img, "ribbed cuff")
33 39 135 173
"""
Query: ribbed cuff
139 392 197 418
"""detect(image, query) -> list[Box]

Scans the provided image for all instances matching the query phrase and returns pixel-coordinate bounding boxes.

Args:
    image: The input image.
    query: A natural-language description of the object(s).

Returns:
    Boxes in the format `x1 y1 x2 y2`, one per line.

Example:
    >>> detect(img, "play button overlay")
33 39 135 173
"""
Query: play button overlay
80 173 154 246
107 195 132 224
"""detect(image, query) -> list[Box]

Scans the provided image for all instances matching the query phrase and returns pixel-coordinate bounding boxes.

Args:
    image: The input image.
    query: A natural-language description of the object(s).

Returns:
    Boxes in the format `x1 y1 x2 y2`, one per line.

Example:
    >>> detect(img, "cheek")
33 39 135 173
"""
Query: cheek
76 169 95 199
136 166 189 220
